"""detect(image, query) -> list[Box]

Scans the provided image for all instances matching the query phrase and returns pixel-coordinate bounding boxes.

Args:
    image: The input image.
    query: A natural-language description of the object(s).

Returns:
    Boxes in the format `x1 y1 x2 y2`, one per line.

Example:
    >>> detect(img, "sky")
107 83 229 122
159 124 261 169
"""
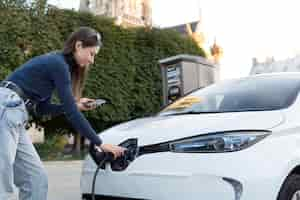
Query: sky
47 0 300 80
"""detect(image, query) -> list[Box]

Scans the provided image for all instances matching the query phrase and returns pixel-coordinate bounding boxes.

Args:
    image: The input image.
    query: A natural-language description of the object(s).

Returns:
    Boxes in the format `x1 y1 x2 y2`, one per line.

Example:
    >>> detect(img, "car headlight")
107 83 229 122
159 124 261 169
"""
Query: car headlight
169 131 270 153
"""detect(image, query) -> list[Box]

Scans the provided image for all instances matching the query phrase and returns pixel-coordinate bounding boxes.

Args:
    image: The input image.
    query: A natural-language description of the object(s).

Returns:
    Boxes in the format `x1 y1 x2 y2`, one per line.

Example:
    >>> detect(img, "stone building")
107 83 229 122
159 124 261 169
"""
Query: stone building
250 56 300 75
79 0 152 27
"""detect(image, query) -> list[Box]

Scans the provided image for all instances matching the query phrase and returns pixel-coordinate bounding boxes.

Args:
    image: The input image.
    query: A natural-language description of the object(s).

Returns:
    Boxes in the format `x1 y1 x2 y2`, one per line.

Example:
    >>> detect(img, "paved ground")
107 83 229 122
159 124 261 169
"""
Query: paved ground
12 160 83 200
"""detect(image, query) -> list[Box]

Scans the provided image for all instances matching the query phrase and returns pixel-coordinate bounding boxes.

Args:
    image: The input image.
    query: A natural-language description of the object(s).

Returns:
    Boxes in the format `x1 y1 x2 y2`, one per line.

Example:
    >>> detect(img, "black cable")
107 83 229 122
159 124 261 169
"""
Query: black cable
91 154 109 200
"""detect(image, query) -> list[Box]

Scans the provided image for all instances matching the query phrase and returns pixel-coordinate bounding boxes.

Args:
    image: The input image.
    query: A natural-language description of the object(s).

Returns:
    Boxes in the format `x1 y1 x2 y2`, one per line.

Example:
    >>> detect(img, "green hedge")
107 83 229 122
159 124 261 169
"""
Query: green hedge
0 3 205 133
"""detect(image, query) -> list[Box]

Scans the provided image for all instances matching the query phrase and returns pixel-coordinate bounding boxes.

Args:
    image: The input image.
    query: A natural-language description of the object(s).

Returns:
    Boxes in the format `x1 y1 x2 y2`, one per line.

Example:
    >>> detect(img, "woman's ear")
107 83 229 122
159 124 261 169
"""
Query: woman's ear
75 41 83 52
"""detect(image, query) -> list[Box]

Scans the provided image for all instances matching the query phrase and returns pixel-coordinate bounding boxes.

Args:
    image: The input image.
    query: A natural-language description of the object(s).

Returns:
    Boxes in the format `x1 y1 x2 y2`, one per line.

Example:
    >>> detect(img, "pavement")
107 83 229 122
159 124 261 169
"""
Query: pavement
11 160 83 200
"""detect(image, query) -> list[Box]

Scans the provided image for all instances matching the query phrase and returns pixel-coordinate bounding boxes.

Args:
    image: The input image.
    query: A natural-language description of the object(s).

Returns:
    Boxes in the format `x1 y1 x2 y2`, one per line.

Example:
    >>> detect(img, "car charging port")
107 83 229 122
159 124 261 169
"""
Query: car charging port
89 138 139 171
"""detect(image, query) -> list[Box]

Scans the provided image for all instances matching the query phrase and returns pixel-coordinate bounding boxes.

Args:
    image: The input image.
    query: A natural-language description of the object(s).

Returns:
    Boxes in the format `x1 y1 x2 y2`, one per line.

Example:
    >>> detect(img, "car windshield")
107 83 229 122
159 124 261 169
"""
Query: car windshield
159 75 300 116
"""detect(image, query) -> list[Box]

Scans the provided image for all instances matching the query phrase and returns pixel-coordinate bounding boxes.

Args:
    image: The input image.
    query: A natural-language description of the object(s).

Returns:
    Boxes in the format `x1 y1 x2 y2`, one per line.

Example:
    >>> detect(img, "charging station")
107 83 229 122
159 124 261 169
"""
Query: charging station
159 54 219 105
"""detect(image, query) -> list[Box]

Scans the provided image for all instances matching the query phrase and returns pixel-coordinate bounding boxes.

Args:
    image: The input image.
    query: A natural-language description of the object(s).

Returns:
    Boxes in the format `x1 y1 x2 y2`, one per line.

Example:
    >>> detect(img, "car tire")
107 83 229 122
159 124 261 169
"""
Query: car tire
277 174 300 200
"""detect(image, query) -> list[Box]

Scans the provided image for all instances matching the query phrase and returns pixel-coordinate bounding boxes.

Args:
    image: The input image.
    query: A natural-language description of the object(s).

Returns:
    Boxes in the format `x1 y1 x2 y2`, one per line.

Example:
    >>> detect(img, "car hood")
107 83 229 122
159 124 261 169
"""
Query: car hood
99 110 285 146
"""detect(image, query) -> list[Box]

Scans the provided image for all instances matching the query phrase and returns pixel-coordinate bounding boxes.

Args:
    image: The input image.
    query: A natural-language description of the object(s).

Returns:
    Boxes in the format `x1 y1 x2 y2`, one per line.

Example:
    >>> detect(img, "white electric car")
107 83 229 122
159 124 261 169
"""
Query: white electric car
81 72 300 200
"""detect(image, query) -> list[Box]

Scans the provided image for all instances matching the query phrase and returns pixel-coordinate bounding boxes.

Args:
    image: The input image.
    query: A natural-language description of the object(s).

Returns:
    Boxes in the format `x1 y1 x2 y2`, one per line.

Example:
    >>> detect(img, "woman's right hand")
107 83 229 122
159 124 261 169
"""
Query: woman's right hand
98 143 126 159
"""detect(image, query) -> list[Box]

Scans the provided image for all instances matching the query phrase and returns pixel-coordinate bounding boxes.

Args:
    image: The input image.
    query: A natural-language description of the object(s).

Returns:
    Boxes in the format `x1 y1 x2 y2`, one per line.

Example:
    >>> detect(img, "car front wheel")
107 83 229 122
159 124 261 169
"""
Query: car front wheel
278 174 300 200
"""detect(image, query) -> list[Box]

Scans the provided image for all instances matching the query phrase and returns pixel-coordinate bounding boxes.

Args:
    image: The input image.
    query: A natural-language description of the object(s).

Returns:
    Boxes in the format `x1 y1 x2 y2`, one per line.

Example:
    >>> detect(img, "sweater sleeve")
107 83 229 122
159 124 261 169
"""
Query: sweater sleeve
49 59 102 146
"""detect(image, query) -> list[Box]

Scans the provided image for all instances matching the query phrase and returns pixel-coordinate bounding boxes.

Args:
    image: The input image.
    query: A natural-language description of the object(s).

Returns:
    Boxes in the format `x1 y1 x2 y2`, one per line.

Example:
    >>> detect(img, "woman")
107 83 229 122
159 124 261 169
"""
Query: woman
0 27 125 200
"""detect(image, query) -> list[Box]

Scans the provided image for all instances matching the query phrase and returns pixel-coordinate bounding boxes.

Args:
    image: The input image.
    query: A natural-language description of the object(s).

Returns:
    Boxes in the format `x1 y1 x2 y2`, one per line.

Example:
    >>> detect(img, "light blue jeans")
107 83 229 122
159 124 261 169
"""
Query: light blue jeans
0 87 48 200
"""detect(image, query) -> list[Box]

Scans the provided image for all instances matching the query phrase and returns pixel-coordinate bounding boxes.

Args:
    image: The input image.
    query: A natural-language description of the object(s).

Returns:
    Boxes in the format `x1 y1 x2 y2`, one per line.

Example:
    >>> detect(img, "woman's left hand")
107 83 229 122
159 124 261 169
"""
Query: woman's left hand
77 97 96 111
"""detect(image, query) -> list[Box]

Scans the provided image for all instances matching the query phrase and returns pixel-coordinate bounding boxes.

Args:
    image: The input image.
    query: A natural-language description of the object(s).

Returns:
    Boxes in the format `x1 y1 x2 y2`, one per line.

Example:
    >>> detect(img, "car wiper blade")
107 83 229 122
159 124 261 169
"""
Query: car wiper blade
222 108 276 112
160 111 222 116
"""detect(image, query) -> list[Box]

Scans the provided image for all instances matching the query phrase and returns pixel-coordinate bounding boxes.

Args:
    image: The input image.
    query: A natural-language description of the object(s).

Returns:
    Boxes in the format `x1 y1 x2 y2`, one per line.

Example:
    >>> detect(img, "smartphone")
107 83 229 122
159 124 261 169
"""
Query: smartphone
95 99 106 106
84 99 107 108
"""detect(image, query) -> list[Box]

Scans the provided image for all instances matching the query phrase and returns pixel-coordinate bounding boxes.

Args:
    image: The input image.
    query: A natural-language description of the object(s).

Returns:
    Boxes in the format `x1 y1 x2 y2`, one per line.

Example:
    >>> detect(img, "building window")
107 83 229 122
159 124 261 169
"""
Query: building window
86 0 91 8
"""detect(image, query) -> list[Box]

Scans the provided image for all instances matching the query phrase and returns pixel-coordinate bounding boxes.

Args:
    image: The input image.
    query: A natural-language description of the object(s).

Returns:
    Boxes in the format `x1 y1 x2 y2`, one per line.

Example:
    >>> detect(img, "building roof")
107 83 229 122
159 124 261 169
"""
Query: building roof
163 21 199 35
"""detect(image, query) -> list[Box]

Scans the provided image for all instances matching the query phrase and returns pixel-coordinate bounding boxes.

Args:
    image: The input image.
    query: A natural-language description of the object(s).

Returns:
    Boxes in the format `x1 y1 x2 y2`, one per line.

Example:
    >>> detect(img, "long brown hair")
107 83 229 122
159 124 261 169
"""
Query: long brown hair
62 27 102 100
